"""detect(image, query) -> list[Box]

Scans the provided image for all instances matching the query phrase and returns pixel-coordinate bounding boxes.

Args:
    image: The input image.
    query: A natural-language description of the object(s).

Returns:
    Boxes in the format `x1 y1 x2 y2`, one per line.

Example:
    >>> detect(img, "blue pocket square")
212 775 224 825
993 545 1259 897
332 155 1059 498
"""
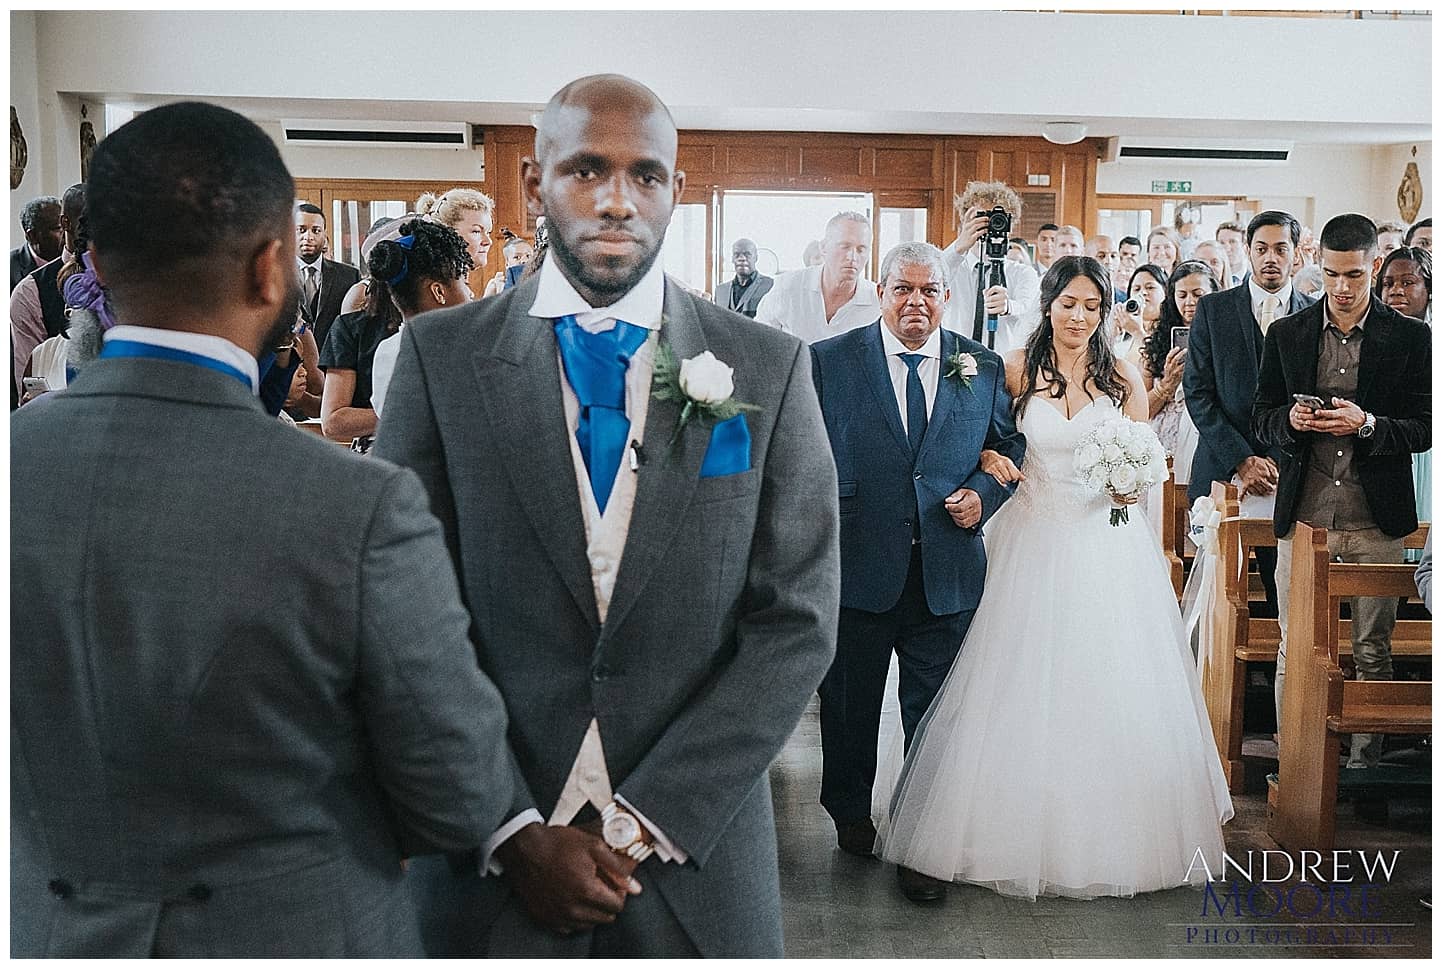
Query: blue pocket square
700 414 751 478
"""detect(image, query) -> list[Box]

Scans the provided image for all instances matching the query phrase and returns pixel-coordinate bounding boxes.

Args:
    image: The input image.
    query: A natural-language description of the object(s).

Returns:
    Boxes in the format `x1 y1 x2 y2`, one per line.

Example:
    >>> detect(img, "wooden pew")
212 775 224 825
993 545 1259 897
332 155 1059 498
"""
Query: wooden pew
1266 522 1432 853
1200 482 1430 794
1160 460 1185 599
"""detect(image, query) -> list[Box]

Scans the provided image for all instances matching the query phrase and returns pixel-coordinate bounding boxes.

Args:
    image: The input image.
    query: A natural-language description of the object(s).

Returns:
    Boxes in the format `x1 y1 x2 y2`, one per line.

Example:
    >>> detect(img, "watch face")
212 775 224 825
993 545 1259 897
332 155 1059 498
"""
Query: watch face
603 812 640 849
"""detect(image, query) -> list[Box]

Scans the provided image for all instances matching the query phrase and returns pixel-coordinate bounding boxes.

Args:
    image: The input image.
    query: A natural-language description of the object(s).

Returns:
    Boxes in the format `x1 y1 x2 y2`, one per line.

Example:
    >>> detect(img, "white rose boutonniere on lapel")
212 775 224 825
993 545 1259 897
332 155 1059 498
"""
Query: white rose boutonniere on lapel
652 342 759 452
943 349 980 391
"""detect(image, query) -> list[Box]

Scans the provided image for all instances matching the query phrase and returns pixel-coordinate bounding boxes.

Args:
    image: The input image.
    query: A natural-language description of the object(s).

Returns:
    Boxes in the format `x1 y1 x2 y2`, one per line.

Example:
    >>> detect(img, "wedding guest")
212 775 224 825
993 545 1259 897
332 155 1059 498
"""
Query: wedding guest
939 181 1040 353
1404 216 1431 251
11 100 515 959
756 211 878 344
1215 220 1247 286
11 195 63 292
1032 222 1059 274
417 187 496 270
809 241 1023 879
1293 223 1318 270
12 183 84 398
1115 234 1143 300
1253 213 1431 766
803 238 823 267
1376 220 1408 260
322 217 473 446
1085 234 1119 277
1375 245 1433 524
1113 263 1167 368
1054 225 1085 258
1293 263 1324 297
1192 239 1233 292
1146 225 1182 275
338 215 410 315
481 231 536 297
714 237 774 318
295 203 361 353
1142 261 1219 481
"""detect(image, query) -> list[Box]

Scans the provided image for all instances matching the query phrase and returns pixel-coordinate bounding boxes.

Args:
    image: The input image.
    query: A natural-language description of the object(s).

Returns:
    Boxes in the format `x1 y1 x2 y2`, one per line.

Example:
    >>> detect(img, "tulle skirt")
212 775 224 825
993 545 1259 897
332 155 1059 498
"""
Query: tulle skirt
874 494 1233 900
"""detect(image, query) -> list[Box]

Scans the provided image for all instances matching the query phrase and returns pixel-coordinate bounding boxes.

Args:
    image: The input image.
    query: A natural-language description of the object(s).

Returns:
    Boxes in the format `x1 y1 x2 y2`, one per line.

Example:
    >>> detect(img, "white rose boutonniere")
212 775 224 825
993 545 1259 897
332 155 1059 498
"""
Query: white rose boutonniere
678 351 734 405
653 341 760 452
943 349 980 390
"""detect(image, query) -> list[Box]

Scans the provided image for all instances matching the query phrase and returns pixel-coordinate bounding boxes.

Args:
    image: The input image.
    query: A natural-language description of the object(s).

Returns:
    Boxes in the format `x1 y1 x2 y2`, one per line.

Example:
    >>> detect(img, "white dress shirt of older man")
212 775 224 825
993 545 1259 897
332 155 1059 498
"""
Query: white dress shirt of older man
756 214 879 344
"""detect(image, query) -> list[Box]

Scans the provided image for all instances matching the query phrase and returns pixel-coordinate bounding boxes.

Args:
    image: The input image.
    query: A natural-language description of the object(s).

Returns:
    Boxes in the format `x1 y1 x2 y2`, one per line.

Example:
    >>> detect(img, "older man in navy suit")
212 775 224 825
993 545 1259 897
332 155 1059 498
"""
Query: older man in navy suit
810 241 1024 895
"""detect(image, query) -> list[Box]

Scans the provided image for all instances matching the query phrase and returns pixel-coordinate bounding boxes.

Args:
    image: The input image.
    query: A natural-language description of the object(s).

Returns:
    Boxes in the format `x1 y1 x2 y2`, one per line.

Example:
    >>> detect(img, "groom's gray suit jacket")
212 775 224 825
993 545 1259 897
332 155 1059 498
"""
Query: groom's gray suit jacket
10 357 516 957
373 273 840 956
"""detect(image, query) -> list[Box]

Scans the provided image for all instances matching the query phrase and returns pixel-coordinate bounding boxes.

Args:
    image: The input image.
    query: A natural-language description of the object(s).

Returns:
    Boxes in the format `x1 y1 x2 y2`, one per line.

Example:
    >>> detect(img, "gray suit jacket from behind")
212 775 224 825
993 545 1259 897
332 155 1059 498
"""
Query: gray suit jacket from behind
372 274 841 957
11 357 515 957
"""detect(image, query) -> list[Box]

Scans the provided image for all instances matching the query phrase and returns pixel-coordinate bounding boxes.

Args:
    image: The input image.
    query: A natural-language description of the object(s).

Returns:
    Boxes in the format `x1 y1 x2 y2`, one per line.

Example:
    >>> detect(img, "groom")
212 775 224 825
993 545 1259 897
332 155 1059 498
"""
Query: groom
373 74 839 956
810 241 1023 900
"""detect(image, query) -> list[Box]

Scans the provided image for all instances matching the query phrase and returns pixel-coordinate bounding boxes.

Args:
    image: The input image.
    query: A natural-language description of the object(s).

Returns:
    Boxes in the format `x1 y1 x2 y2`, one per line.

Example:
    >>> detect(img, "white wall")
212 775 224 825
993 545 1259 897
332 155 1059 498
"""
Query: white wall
10 10 42 248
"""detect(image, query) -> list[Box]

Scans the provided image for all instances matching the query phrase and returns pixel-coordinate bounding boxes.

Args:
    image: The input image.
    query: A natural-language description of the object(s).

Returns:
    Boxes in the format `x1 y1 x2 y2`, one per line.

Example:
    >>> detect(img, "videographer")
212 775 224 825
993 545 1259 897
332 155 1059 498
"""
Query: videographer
941 181 1040 355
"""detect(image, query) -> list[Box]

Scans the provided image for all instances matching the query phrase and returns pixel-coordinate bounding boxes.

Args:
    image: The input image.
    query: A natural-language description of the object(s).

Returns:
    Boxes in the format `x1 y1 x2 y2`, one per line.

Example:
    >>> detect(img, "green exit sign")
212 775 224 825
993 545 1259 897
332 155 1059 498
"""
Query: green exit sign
1152 180 1193 193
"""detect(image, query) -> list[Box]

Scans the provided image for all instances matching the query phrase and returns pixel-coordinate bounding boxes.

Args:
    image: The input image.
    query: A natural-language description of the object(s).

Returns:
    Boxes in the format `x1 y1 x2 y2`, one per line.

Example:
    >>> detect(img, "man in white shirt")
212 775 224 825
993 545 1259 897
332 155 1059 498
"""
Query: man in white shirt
754 211 878 343
940 181 1041 355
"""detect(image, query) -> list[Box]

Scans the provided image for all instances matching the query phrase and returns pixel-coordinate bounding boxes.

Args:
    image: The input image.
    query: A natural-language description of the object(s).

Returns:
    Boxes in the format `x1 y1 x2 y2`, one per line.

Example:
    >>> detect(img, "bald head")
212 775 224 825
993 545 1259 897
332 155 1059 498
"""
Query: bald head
522 74 684 308
535 74 676 165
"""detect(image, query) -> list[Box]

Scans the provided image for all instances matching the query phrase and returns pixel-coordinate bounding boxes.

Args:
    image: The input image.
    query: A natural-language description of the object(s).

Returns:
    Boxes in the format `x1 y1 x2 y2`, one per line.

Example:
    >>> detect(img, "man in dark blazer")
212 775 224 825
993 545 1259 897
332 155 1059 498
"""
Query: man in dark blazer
1185 210 1315 609
809 241 1024 900
10 194 63 292
374 75 839 957
11 102 516 958
296 202 361 352
714 237 773 317
1252 213 1430 766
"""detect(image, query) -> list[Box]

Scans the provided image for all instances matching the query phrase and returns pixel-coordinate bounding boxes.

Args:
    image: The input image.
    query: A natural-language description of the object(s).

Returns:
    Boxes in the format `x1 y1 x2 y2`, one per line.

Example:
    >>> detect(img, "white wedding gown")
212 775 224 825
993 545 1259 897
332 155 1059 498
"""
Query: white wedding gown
874 395 1233 900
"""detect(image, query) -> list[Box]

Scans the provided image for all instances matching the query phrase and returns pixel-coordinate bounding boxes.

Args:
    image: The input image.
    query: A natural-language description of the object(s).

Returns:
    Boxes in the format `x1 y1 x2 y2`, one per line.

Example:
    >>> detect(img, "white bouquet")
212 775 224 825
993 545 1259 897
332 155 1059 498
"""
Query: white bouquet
1072 416 1169 526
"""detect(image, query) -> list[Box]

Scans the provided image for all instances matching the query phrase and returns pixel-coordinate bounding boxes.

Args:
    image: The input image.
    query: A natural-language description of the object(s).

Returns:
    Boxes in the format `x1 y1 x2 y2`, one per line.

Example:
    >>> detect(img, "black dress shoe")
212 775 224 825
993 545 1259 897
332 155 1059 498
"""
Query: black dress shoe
835 818 878 857
898 865 947 903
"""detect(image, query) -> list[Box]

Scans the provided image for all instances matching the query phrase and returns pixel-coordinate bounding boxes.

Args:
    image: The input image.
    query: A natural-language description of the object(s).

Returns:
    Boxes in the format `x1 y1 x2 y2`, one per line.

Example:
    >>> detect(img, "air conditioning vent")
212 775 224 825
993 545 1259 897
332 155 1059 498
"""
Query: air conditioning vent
1103 136 1293 166
281 119 474 150
1119 146 1290 162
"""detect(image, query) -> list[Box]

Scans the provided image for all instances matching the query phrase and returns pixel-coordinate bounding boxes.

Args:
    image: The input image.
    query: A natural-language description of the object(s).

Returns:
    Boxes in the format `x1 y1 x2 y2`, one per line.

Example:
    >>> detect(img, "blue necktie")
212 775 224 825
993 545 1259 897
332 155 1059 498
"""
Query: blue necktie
553 315 650 514
901 353 928 457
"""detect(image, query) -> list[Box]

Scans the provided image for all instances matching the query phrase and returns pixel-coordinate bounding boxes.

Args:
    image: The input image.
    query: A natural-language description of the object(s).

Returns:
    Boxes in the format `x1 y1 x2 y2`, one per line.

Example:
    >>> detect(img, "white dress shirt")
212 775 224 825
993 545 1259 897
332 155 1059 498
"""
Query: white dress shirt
941 242 1042 356
481 255 685 873
879 323 942 434
103 324 260 394
1248 278 1293 333
754 265 879 344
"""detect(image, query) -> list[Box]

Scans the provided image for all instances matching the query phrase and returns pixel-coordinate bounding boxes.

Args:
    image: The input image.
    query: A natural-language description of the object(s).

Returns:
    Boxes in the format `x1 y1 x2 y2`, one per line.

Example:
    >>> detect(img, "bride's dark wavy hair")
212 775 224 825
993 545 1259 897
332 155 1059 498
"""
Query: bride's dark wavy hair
1013 255 1130 421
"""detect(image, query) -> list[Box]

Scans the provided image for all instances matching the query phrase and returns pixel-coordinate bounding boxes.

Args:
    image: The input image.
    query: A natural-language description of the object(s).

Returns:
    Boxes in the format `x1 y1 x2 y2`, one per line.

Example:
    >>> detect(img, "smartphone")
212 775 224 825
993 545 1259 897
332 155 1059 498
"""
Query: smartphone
1170 327 1189 352
1292 393 1327 410
21 376 50 396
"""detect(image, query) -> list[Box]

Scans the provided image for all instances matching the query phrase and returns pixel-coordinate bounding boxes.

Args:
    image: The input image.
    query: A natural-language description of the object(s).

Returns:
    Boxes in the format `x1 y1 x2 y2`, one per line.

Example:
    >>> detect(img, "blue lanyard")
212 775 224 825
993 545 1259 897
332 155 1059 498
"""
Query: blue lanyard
99 339 254 392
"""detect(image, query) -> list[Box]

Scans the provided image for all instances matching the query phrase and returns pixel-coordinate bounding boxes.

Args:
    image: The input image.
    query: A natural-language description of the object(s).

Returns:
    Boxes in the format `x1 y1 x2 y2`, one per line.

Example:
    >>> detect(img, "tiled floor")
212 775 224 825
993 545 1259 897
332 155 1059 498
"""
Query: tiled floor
771 684 1431 959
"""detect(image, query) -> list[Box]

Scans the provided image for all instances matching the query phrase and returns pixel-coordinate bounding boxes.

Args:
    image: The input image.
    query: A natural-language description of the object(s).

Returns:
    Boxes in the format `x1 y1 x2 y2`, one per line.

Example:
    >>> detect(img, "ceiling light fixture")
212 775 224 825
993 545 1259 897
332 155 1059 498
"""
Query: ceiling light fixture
1042 121 1087 145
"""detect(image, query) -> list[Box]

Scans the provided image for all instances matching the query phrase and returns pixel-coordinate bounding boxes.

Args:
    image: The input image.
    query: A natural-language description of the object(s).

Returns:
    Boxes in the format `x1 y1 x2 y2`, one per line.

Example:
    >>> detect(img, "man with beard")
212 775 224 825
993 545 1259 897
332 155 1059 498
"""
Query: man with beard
374 74 839 957
713 237 773 318
294 202 360 353
1184 210 1315 614
11 102 517 957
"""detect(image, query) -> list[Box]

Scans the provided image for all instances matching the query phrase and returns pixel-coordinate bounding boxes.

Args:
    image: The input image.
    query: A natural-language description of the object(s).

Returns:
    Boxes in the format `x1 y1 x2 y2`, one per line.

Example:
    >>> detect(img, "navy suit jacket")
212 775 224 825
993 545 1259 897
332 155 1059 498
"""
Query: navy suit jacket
810 322 1024 615
1183 280 1315 502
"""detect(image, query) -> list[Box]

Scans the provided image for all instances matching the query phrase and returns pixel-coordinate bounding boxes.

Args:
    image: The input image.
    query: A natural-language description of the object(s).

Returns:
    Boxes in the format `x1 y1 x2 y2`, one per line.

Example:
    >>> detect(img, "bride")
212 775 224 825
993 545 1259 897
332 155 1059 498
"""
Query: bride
875 255 1233 902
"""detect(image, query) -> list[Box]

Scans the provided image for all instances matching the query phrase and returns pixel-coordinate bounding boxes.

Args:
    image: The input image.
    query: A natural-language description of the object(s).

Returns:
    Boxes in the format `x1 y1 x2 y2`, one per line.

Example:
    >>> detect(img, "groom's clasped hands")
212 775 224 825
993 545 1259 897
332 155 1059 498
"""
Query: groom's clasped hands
494 822 646 936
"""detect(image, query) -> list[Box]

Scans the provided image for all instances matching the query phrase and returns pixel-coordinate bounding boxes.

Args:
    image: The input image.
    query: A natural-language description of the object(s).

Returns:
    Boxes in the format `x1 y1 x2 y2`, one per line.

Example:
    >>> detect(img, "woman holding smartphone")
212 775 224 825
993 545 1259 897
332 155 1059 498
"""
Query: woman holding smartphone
1141 260 1220 484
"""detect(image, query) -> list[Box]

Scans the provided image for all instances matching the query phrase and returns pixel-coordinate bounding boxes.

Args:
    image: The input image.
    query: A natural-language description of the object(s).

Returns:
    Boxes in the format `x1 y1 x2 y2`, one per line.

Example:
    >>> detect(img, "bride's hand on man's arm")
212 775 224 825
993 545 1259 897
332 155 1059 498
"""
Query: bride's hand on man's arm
979 449 1025 484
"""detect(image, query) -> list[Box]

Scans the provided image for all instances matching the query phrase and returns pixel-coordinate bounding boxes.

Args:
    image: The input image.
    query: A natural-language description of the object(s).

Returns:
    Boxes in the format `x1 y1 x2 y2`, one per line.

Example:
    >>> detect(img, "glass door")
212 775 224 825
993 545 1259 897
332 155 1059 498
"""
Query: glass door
718 190 875 288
